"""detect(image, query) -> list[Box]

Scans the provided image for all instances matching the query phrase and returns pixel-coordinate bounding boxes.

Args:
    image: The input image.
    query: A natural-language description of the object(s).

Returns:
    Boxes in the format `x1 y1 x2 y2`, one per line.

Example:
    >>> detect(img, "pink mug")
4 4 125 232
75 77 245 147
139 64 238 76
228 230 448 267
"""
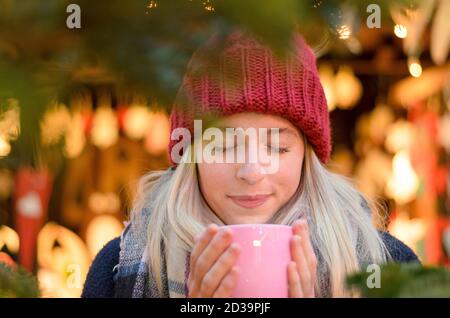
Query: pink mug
222 224 292 298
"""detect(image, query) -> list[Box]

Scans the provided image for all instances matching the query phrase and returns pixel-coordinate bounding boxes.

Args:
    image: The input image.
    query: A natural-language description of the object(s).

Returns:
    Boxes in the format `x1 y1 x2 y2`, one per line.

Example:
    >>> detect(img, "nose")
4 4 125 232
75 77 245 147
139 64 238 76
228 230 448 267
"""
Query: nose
236 162 265 185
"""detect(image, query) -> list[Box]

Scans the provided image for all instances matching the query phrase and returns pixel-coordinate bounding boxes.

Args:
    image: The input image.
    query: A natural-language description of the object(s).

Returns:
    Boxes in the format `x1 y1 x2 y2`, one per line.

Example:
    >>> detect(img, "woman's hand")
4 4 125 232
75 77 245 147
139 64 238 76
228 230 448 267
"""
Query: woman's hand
288 219 318 298
188 224 241 298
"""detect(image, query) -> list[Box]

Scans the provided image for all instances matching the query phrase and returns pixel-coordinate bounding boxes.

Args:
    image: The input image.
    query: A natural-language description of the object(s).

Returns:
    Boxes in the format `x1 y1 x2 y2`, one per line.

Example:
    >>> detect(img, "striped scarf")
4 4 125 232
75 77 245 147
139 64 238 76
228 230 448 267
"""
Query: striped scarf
114 204 189 298
113 166 190 298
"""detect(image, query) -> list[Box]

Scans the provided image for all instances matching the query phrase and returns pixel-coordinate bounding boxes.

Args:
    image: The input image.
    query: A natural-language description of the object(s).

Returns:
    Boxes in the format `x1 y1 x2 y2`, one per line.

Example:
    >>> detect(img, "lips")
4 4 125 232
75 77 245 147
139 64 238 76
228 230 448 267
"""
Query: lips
227 194 271 208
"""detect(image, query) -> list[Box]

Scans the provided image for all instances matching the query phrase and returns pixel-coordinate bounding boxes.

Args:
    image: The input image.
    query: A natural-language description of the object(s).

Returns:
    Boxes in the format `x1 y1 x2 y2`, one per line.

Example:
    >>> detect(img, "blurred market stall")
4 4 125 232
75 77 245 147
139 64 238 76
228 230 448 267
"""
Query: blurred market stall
0 0 449 297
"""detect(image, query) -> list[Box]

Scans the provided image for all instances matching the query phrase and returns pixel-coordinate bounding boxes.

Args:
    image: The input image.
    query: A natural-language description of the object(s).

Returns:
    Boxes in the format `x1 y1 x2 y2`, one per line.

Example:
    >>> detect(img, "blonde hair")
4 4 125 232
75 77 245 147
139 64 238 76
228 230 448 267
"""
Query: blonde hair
130 139 390 297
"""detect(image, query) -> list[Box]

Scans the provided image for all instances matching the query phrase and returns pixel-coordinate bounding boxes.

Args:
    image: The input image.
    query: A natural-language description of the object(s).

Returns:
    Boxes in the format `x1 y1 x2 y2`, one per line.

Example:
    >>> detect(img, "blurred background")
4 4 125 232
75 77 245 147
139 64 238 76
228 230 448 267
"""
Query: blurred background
0 0 449 297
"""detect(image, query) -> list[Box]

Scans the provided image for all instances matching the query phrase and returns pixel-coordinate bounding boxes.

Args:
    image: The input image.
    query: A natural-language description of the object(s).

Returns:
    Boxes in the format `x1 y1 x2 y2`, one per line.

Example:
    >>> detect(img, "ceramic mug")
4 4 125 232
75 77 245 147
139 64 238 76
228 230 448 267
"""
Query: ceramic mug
221 224 292 298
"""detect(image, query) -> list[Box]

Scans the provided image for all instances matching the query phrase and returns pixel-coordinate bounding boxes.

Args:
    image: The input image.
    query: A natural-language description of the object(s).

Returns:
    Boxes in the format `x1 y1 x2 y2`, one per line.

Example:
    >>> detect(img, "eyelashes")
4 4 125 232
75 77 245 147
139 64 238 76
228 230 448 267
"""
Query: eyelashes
212 144 290 154
271 146 290 154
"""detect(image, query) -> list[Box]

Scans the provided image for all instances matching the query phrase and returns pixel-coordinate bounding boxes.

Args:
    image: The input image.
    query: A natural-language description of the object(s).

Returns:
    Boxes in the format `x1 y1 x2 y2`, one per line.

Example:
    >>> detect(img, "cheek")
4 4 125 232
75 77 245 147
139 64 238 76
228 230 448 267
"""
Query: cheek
275 155 303 195
197 163 234 201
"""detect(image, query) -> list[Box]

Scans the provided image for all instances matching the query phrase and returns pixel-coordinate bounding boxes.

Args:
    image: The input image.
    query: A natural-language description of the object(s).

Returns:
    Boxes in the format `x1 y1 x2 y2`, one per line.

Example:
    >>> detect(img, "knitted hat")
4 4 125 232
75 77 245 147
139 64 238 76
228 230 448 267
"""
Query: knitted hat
169 30 331 165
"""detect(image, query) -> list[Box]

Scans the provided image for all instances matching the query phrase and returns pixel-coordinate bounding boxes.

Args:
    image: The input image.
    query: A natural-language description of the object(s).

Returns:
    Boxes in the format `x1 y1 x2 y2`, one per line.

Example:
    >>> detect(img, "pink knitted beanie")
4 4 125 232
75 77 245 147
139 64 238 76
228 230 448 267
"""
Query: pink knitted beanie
169 30 331 165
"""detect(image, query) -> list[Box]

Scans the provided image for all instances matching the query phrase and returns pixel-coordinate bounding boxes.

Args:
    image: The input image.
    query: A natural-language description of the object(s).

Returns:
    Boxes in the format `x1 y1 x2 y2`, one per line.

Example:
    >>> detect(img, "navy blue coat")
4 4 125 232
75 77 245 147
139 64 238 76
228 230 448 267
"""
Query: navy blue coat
81 231 420 298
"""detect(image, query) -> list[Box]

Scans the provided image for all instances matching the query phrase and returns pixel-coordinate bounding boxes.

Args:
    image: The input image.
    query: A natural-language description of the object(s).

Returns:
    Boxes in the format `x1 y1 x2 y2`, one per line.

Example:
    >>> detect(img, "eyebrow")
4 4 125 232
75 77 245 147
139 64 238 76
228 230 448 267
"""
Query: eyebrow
273 127 300 137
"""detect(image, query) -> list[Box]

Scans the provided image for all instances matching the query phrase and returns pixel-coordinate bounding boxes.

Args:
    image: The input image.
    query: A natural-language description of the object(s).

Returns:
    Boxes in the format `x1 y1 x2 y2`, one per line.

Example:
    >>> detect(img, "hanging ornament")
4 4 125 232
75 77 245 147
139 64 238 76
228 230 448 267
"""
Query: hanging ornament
388 211 426 255
431 0 450 65
391 0 450 66
37 222 90 297
0 98 20 141
385 120 416 154
85 215 123 258
0 225 20 255
90 107 119 149
334 65 362 109
319 63 337 111
123 104 153 140
40 104 71 146
64 112 86 158
391 0 436 56
0 136 11 157
385 150 420 205
144 112 171 155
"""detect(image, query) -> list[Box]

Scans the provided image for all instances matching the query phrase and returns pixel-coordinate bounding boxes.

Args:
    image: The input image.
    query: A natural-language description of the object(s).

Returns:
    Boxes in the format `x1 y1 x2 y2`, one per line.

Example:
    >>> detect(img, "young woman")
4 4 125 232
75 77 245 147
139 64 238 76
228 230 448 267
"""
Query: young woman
82 30 419 298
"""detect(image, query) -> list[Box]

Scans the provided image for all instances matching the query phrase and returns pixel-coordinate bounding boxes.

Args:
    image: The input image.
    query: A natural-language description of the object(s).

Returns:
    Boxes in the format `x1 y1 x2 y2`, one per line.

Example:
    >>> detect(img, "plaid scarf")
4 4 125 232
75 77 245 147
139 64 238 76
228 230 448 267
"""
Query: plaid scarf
114 169 189 298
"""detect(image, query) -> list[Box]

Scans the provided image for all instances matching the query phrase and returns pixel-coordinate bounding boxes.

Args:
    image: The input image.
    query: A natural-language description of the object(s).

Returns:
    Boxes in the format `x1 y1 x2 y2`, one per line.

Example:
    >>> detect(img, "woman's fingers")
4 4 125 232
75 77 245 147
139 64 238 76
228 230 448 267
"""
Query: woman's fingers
189 227 234 297
287 261 303 298
213 267 240 298
188 224 218 293
292 220 317 297
190 224 218 274
290 234 312 294
195 229 233 280
294 220 318 283
199 243 240 297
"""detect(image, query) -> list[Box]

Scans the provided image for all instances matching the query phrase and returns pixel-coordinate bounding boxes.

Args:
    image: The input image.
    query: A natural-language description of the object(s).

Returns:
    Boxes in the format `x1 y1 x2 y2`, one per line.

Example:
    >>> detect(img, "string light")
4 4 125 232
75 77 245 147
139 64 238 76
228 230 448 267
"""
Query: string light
40 104 71 146
123 105 152 140
85 215 123 258
0 136 11 157
334 65 362 109
90 107 119 149
408 57 422 78
385 120 415 154
146 0 157 14
386 150 419 205
0 99 20 143
64 112 86 159
144 112 170 155
318 64 336 112
203 0 215 12
37 222 91 298
313 0 323 9
394 24 408 38
336 24 352 40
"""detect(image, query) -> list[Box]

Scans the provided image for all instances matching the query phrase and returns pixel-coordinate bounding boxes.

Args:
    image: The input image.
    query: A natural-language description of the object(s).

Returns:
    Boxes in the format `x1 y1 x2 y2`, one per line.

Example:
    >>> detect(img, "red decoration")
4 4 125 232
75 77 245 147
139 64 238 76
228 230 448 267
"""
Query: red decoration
425 218 450 265
13 168 53 272
82 109 93 136
116 104 129 131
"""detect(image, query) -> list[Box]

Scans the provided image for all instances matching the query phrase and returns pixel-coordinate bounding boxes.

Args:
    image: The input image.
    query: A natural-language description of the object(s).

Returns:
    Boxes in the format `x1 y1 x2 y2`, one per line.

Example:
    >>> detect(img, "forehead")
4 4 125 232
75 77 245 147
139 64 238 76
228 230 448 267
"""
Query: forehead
218 112 301 136
221 112 295 129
